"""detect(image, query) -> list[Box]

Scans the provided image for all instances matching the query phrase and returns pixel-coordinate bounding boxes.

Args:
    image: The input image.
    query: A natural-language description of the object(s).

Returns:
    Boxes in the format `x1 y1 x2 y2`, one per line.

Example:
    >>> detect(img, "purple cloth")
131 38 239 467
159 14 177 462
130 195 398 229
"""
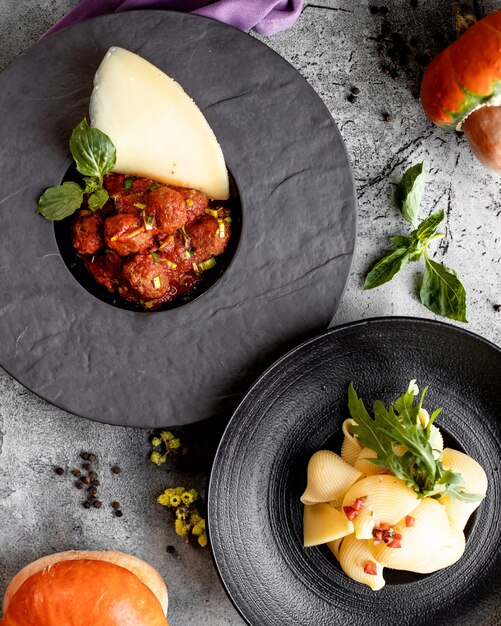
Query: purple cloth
45 0 304 37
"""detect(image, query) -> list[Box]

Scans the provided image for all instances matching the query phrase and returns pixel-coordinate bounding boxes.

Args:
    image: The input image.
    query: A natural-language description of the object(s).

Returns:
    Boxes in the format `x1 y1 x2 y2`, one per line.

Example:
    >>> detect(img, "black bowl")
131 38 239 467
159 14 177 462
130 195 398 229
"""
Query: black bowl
208 317 501 626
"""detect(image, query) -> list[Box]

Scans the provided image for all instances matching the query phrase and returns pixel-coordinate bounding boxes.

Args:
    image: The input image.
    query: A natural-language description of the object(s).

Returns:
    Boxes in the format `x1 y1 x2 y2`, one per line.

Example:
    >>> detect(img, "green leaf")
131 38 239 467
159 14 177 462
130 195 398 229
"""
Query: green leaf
416 209 444 243
88 188 109 210
69 118 116 180
36 182 84 220
420 255 468 322
389 235 412 247
364 247 412 290
396 162 425 228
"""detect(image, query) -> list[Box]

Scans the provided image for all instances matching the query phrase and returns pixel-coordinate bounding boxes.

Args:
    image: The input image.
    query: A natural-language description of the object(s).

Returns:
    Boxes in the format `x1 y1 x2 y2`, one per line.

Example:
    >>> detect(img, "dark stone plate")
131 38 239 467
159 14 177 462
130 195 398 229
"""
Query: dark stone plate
208 317 501 626
0 11 356 427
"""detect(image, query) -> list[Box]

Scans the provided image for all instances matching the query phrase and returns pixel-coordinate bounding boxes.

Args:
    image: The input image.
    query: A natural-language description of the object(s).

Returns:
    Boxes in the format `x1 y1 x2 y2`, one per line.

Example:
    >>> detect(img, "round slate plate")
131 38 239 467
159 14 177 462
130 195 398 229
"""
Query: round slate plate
208 317 501 626
0 11 356 427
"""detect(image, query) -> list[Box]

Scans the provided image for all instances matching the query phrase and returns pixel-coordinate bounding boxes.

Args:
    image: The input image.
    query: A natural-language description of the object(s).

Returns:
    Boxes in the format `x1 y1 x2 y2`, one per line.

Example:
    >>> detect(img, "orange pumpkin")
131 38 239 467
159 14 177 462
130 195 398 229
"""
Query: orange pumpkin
421 8 501 172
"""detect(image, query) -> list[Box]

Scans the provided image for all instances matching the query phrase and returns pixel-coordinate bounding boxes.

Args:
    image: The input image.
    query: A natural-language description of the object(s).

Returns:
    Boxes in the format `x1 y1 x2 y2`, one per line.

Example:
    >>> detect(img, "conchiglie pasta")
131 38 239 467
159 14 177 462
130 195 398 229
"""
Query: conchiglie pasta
303 503 353 547
338 534 385 591
342 475 418 539
418 409 444 453
354 447 386 476
341 419 362 466
301 450 362 506
369 498 465 573
439 448 487 530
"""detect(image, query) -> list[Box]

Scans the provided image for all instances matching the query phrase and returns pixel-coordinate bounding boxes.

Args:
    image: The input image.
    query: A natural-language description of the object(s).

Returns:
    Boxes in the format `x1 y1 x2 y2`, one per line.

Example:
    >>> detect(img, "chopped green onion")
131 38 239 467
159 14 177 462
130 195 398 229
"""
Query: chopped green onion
110 235 118 242
192 262 200 275
217 219 225 238
125 227 144 239
158 235 174 251
223 216 232 223
151 252 159 264
184 250 195 259
148 183 161 191
134 202 147 209
199 257 216 271
205 208 219 218
163 259 177 269
186 198 194 207
124 179 133 190
153 276 161 289
142 299 156 309
181 226 190 246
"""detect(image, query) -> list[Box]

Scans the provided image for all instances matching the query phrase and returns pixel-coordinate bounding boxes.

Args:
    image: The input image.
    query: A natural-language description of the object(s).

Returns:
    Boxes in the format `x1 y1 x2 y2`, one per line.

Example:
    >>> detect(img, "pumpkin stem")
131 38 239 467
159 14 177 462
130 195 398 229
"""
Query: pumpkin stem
455 4 477 35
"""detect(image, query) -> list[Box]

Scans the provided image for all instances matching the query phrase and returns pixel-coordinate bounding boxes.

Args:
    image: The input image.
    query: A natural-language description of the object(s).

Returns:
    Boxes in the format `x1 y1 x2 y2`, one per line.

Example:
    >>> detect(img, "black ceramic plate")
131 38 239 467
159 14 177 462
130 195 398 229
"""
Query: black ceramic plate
0 11 356 427
208 318 501 626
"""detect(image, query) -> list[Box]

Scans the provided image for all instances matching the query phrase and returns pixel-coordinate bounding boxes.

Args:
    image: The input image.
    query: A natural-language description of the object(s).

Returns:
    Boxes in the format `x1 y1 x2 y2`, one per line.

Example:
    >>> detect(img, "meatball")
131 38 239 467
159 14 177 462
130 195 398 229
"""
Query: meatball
71 211 104 255
103 173 127 195
104 214 154 256
186 215 231 261
113 192 146 215
173 187 209 223
122 253 170 299
157 231 195 273
146 187 186 234
82 251 123 292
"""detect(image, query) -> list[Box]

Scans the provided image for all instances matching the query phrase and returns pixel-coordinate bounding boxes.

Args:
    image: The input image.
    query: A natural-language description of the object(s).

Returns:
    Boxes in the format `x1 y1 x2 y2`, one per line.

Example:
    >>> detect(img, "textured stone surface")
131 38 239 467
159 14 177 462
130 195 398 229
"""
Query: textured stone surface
0 1 499 625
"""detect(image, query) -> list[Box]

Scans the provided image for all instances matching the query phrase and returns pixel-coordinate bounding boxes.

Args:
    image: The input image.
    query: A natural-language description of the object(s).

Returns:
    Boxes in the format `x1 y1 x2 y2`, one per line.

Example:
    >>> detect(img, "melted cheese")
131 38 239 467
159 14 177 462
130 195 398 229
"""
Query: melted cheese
90 47 229 199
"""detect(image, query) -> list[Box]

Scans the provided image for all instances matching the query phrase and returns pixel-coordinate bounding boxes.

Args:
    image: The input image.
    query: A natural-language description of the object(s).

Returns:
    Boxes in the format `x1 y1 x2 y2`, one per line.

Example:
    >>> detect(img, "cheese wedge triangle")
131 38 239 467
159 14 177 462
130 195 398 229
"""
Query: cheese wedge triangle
89 46 229 199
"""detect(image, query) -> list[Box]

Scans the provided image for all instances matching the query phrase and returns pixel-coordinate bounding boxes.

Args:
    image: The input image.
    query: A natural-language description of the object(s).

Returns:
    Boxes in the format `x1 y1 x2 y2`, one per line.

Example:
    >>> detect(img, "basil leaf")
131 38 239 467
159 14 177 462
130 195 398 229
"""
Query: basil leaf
88 188 109 210
416 209 444 242
389 235 411 247
36 182 84 220
69 118 116 180
420 256 467 322
396 162 425 228
364 246 412 290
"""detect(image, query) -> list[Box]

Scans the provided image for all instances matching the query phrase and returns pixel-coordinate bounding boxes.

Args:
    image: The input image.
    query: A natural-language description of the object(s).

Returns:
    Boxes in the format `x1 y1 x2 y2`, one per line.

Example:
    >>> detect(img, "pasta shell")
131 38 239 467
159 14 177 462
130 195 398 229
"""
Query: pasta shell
301 450 362 506
341 419 362 466
326 537 344 562
342 475 418 539
338 534 385 591
369 498 465 573
303 503 353 547
354 447 386 476
439 448 487 530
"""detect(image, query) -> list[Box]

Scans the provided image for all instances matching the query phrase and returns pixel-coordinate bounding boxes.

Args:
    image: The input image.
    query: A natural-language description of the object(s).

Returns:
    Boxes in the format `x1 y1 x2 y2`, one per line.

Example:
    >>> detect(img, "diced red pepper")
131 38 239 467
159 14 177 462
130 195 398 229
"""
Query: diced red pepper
405 515 415 527
352 498 366 511
378 522 390 531
373 530 383 540
393 533 402 541
344 506 358 521
387 539 401 548
364 560 378 576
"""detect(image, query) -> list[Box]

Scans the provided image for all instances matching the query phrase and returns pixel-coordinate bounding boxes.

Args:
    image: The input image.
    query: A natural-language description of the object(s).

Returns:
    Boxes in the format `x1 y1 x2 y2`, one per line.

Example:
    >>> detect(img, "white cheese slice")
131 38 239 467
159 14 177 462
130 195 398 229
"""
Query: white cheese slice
89 46 229 200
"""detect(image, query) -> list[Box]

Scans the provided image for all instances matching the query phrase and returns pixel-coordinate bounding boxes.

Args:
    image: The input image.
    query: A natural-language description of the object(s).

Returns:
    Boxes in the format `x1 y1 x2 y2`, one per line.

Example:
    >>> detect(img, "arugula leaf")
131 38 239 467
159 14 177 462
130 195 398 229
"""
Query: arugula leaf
37 182 84 220
88 188 109 210
348 381 481 501
396 162 425 228
416 209 444 242
420 254 468 322
69 118 116 181
364 247 413 290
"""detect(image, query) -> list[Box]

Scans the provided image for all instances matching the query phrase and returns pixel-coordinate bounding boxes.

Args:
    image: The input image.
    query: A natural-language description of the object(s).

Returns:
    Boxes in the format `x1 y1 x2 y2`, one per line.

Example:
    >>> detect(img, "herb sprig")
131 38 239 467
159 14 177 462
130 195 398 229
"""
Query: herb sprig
364 162 467 323
37 118 116 220
348 381 483 503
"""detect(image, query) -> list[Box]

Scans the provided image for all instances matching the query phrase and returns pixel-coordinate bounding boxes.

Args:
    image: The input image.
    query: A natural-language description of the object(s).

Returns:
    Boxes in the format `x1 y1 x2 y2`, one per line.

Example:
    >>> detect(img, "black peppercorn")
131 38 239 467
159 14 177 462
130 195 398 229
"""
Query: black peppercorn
379 6 389 15
71 469 81 478
166 545 175 554
91 479 100 487
83 501 92 509
383 112 393 122
351 86 360 95
88 454 97 462
115 510 123 517
89 471 98 480
80 452 89 461
369 5 379 15
88 487 97 496
347 93 357 103
111 466 121 474
75 481 84 490
82 476 91 485
93 500 102 509
82 462 91 471
54 467 64 476
111 501 121 510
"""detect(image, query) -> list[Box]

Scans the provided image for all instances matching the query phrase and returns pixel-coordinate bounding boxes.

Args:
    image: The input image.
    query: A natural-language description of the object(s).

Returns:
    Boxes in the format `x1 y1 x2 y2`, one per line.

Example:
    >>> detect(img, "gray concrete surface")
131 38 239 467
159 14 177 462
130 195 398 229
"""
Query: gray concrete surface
0 1 500 625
